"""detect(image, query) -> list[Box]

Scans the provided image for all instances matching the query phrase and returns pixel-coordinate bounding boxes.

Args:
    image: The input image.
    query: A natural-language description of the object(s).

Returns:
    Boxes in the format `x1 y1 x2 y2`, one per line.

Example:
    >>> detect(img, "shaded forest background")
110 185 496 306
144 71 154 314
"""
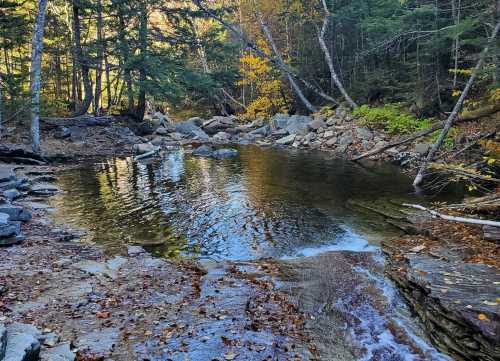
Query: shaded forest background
0 0 499 124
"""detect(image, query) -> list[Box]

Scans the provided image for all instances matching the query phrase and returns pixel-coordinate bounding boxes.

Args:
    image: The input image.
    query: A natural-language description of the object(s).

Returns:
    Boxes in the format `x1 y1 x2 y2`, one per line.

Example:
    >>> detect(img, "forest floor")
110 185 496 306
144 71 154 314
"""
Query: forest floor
0 112 499 360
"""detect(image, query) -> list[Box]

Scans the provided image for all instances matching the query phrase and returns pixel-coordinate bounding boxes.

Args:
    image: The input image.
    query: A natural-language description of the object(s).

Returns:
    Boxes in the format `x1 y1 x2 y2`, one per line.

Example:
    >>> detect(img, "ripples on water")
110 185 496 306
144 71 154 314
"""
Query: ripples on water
51 145 462 360
51 145 462 260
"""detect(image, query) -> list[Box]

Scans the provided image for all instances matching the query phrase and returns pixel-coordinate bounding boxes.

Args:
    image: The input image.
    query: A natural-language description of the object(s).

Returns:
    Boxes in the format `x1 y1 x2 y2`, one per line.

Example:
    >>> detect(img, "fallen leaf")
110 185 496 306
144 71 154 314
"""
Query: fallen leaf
96 311 111 319
478 313 488 321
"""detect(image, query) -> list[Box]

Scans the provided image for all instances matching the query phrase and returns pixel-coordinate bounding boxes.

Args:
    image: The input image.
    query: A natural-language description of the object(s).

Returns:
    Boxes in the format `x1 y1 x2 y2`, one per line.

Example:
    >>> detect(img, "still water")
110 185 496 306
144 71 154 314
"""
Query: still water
51 145 461 260
50 145 462 360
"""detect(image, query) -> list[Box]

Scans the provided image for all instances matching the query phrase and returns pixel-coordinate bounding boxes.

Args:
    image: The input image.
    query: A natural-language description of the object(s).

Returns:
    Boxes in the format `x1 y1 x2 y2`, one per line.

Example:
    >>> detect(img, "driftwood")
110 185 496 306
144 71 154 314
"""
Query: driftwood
352 121 444 161
133 147 160 161
402 203 500 227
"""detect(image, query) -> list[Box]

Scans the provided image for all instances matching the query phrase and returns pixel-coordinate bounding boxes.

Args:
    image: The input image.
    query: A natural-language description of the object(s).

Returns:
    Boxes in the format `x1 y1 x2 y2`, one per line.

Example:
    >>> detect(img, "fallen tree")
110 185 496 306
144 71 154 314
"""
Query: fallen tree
402 203 500 227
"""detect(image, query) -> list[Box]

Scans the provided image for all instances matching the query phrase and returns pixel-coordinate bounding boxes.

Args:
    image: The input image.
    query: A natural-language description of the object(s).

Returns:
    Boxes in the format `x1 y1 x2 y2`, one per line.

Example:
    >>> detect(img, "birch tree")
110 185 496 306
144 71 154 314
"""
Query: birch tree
30 0 49 154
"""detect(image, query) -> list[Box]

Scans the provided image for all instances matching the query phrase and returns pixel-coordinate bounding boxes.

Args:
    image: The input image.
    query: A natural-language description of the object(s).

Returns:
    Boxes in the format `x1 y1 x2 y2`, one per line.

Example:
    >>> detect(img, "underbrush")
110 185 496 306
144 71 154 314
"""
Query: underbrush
352 104 434 135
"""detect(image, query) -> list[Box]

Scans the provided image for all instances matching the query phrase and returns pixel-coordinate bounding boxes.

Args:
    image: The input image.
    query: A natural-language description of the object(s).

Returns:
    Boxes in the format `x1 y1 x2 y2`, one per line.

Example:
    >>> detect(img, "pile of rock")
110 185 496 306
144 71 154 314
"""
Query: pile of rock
0 164 60 247
0 322 75 361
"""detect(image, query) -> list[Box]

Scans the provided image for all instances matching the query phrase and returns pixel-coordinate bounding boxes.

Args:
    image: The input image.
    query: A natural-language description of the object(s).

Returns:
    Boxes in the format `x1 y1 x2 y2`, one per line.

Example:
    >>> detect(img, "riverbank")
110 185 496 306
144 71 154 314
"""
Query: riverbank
0 111 498 360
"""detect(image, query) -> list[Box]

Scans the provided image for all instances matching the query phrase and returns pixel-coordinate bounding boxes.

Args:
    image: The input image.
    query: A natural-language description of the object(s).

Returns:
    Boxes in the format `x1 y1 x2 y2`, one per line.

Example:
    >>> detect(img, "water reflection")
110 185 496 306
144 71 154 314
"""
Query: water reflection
51 145 462 260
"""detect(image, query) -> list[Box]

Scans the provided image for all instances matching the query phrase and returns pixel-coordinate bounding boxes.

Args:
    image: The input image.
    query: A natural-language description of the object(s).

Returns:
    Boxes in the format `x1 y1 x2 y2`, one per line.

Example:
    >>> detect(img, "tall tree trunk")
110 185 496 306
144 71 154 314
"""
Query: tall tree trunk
318 0 357 108
256 10 317 113
105 55 112 109
94 0 104 115
117 6 134 113
413 21 500 187
0 74 3 139
72 1 93 116
136 1 148 121
30 0 49 154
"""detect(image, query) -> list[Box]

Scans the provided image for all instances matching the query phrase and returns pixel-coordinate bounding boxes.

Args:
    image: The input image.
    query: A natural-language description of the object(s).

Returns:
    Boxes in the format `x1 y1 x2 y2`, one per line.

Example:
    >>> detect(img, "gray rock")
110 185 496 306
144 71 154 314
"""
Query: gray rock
174 118 203 135
202 116 235 135
415 143 431 156
309 118 326 130
133 143 157 155
323 130 335 139
168 132 185 141
39 342 75 361
0 166 15 183
355 127 373 141
72 260 108 275
335 106 347 119
249 125 270 136
212 131 231 142
270 113 290 130
326 137 338 147
285 115 312 136
0 221 20 238
1 323 6 360
54 127 71 139
212 148 238 158
4 323 42 361
150 136 165 146
276 134 296 145
193 145 214 157
0 212 10 225
0 206 31 222
155 127 169 135
127 245 145 256
3 189 22 201
326 117 339 126
338 134 353 146
0 234 25 246
191 128 210 141
40 333 59 347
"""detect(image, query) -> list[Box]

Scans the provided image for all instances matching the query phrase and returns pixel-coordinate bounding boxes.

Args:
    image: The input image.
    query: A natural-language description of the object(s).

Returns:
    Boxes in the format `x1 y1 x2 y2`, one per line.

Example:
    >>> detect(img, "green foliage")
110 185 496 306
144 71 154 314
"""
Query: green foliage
352 104 434 134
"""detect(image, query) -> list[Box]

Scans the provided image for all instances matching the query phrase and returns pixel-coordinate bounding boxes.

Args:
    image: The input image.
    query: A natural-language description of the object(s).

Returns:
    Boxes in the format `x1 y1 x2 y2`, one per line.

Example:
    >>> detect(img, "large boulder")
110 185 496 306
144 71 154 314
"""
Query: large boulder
270 113 290 130
212 132 231 143
309 118 326 131
4 323 42 361
0 206 31 222
285 115 313 136
249 125 270 137
133 143 157 155
175 118 209 140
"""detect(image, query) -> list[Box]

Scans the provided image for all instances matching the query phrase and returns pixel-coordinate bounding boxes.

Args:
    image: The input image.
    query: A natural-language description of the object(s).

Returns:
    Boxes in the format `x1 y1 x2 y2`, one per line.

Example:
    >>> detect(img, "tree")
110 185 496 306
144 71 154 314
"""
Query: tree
30 0 49 154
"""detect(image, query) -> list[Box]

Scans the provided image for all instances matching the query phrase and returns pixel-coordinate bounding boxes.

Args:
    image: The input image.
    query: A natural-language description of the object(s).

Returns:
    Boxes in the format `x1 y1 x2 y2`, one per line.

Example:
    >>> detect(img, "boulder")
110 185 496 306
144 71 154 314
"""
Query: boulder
212 132 231 143
276 134 296 145
270 113 290 130
193 145 214 157
133 143 157 155
202 116 235 135
4 322 42 361
127 245 145 256
326 117 339 126
132 122 155 136
175 118 202 134
0 220 21 238
285 115 312 136
0 166 15 183
0 206 31 222
271 129 288 137
150 137 165 146
323 130 335 139
338 134 353 146
355 127 373 141
3 189 21 202
168 132 185 141
155 127 169 135
212 148 239 158
191 128 210 141
326 137 338 147
309 118 326 131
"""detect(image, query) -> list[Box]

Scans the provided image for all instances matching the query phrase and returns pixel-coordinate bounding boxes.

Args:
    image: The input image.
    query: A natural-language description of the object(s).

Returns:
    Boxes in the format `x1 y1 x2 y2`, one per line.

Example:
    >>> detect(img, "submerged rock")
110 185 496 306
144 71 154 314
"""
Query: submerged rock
193 145 214 157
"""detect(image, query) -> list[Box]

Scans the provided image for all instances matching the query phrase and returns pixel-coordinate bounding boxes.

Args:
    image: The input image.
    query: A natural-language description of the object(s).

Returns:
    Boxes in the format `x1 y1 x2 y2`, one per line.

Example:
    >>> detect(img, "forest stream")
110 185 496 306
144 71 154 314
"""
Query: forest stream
44 145 467 360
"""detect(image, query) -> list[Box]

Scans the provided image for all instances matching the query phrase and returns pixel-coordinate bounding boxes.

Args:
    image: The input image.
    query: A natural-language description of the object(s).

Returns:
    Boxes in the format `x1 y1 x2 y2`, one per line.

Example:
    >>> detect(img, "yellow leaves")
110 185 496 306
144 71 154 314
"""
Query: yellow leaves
449 68 473 76
451 89 461 97
488 88 500 103
478 313 488 321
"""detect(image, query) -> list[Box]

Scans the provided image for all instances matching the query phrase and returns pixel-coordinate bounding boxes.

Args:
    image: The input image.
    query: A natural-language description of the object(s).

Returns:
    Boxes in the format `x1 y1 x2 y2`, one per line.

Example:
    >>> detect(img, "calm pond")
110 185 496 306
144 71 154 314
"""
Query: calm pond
50 145 463 360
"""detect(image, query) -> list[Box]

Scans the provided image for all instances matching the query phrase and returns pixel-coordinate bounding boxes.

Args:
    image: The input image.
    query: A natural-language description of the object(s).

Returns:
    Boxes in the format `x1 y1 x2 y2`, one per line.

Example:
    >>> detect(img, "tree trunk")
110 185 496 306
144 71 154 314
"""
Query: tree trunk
256 10 317 113
105 55 112 109
72 1 93 116
117 6 134 113
0 74 3 139
30 0 49 154
94 0 104 115
136 1 148 121
413 21 500 187
318 0 357 108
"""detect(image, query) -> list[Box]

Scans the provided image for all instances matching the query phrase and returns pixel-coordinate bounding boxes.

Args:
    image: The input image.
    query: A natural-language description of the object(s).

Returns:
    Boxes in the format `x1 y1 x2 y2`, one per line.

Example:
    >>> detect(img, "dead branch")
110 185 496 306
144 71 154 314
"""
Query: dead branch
402 203 500 227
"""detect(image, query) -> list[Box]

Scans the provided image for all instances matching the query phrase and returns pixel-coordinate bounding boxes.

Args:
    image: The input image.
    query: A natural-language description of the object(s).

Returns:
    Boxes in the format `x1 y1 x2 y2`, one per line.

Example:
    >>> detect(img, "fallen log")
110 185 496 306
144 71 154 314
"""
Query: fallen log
402 203 500 227
133 147 160 161
352 122 444 161
41 115 113 127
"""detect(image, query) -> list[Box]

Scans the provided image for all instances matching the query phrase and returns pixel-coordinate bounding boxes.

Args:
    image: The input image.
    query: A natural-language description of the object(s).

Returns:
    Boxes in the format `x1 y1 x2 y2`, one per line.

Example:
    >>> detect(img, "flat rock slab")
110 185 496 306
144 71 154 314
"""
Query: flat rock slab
4 323 42 361
0 206 31 222
39 342 75 361
75 328 120 356
383 237 500 361
29 183 60 196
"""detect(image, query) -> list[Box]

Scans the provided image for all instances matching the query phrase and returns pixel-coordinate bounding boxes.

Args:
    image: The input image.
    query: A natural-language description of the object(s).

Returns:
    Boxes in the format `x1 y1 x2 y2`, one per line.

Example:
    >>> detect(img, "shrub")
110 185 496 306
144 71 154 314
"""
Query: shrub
352 104 434 134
